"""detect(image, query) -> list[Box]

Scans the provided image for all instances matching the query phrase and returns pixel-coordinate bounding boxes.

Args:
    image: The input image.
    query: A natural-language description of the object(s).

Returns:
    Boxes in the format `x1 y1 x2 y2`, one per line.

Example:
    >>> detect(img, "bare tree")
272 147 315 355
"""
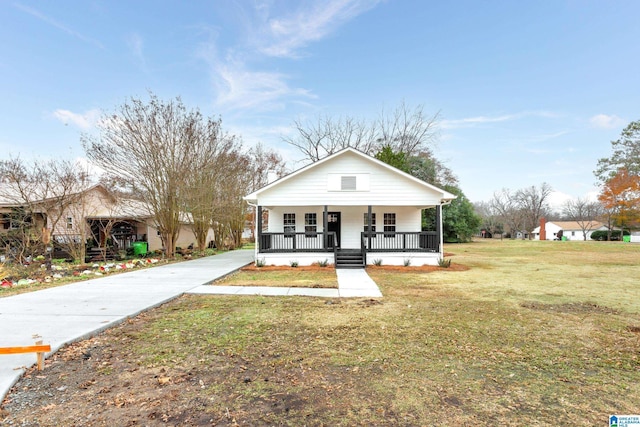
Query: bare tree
562 198 604 241
246 143 288 192
283 115 375 162
181 118 243 251
490 188 525 239
375 102 440 156
284 102 439 163
515 183 553 239
474 201 504 238
239 144 288 244
83 93 230 257
0 157 90 262
206 150 249 250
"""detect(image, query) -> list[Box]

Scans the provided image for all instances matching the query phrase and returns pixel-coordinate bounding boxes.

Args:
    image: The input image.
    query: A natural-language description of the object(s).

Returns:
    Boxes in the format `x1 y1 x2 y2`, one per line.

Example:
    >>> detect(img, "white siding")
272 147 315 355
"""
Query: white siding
257 251 440 267
257 151 443 207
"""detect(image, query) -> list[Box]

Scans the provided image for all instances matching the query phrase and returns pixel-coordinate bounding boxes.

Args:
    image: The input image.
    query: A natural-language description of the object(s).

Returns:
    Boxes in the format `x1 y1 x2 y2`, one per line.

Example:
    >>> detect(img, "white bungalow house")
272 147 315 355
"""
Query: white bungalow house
532 220 608 241
243 148 456 267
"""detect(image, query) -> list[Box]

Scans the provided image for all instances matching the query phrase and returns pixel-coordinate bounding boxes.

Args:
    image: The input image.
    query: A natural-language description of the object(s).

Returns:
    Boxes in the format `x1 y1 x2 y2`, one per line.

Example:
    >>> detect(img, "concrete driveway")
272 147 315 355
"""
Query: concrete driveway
0 250 254 402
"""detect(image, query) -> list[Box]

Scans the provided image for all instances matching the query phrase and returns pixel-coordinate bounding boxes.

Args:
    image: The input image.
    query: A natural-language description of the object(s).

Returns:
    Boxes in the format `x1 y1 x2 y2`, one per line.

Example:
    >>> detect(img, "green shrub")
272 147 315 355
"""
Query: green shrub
438 257 452 268
316 259 329 267
255 258 266 267
590 230 630 241
403 258 411 267
290 260 299 268
372 259 382 266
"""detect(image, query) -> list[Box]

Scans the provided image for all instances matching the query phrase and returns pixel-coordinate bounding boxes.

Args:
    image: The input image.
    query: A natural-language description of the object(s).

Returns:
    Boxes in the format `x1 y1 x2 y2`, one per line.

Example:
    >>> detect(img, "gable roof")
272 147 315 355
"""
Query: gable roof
549 221 605 231
0 182 107 208
244 147 456 205
532 220 607 233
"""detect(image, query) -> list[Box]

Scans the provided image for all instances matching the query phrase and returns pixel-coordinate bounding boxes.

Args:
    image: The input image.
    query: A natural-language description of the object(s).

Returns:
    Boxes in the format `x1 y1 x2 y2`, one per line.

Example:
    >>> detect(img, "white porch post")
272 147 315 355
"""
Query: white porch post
256 205 262 258
437 203 444 258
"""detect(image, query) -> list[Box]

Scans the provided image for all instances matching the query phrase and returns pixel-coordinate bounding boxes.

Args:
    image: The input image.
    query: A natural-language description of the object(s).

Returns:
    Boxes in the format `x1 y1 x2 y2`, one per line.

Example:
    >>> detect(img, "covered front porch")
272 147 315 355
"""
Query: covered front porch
254 204 444 267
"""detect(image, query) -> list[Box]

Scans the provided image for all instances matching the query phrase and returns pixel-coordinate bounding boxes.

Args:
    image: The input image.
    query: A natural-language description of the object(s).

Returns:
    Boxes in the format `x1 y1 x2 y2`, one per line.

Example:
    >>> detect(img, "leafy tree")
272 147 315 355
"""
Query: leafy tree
595 119 640 182
441 185 482 242
597 168 640 235
373 146 477 241
375 144 409 171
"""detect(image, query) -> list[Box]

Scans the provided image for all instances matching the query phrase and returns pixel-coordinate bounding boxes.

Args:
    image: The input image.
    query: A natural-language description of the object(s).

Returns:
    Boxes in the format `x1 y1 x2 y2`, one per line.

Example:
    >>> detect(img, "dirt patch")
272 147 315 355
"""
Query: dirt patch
358 298 383 307
0 312 392 426
520 301 620 315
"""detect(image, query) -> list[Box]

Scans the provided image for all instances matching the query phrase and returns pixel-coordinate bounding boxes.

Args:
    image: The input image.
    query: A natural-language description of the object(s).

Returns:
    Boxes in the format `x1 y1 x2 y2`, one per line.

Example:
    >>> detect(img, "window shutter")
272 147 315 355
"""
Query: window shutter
341 176 356 191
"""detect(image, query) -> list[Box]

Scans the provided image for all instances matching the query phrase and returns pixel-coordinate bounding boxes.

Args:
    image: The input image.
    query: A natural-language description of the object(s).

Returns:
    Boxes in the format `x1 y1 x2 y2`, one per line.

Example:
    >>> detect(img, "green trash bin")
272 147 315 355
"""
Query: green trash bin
561 236 567 241
623 235 631 243
132 241 148 256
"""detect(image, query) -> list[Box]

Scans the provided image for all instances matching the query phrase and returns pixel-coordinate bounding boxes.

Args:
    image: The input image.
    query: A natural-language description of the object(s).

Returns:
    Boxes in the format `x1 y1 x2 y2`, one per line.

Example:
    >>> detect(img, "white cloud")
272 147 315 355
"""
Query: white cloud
197 1 380 111
547 188 601 211
548 191 574 210
589 114 625 129
257 0 381 58
441 111 559 130
14 3 104 49
214 59 315 111
52 109 100 130
126 32 147 71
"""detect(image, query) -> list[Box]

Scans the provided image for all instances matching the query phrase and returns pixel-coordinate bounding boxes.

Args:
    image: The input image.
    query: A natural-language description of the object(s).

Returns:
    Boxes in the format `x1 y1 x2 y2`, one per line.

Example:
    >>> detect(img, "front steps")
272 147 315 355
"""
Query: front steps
335 249 365 269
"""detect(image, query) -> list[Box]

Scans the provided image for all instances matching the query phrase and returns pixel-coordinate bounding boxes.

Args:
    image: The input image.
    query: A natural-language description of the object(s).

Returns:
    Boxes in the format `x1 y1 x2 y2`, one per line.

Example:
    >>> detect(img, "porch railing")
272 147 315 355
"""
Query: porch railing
258 231 439 253
362 231 439 252
259 232 337 253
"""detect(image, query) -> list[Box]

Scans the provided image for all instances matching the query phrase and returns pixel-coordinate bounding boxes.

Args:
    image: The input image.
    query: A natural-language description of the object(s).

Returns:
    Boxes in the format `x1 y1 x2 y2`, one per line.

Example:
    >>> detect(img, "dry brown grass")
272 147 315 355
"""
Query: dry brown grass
216 268 339 288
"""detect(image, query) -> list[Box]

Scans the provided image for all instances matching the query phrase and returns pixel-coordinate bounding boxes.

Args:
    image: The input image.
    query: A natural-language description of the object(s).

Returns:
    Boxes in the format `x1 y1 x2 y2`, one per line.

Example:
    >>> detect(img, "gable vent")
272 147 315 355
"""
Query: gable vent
341 176 357 191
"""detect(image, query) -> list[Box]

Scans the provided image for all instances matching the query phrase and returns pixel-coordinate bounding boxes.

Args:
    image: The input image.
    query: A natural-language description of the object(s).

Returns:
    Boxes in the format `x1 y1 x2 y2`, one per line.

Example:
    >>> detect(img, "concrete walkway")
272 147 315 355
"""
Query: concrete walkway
0 250 254 403
189 267 382 298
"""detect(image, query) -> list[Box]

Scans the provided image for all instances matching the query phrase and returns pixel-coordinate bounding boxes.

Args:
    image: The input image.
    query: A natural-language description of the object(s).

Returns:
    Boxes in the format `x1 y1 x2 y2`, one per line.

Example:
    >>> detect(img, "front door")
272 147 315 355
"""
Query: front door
327 212 341 248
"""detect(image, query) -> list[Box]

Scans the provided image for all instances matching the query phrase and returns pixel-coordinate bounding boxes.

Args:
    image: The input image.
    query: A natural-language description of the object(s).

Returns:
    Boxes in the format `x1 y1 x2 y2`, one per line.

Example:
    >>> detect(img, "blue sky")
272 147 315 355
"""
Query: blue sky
2 0 639 207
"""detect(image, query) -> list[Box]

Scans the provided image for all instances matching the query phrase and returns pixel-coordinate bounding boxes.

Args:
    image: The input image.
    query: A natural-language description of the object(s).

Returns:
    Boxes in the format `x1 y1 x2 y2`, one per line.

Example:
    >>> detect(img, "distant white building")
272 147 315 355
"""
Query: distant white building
532 221 608 241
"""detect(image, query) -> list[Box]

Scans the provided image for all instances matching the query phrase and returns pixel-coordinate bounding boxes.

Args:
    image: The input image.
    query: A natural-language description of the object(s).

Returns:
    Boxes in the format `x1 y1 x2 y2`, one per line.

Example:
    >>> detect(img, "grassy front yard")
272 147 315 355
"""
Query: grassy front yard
2 239 639 425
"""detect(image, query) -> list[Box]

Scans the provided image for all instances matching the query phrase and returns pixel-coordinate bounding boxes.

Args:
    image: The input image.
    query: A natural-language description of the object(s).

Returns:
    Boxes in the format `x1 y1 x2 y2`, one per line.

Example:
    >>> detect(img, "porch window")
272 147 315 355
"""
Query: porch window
363 212 376 233
384 213 396 237
284 213 296 237
66 217 73 229
305 213 317 236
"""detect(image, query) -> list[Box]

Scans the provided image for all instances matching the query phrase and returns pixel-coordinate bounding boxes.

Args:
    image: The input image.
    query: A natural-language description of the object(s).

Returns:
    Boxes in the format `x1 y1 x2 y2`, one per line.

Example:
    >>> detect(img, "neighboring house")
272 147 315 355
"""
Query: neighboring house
514 231 529 240
243 148 456 267
1 184 210 258
82 189 210 253
532 220 608 241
